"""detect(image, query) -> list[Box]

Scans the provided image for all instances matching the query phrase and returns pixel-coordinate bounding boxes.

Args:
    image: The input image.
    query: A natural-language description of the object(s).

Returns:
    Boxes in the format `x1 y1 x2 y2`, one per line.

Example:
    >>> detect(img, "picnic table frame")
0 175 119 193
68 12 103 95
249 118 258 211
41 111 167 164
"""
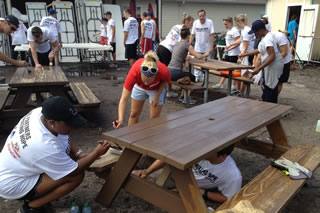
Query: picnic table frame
188 59 253 102
96 96 292 213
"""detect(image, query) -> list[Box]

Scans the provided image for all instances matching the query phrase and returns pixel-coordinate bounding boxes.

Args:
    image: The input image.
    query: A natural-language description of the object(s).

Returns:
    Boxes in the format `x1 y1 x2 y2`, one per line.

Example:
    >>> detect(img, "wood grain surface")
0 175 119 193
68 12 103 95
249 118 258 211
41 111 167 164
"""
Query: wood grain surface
189 58 254 71
69 82 100 106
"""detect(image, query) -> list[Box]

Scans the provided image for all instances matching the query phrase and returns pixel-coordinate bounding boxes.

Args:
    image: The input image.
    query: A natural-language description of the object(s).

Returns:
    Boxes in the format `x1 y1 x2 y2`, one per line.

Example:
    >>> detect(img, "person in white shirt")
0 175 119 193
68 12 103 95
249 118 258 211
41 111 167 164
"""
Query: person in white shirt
147 11 157 51
123 9 139 67
132 144 242 203
262 15 272 32
97 18 108 60
212 17 241 90
190 9 214 82
105 11 117 67
239 20 284 103
0 96 110 213
40 9 62 65
140 11 153 56
0 15 27 67
11 20 28 60
27 26 60 68
234 14 255 96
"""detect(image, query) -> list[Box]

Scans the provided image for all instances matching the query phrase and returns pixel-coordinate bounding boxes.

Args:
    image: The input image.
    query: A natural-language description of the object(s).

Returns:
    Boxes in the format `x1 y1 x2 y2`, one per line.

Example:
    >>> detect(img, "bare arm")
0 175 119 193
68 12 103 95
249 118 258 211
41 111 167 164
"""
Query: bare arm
188 46 208 59
251 46 275 75
226 37 241 51
152 80 168 107
0 51 27 67
209 34 214 53
293 29 297 40
132 159 166 178
279 45 288 58
141 22 145 43
206 190 228 203
241 40 249 54
190 34 195 43
29 41 40 67
111 25 115 43
114 88 131 128
58 32 62 45
123 31 128 47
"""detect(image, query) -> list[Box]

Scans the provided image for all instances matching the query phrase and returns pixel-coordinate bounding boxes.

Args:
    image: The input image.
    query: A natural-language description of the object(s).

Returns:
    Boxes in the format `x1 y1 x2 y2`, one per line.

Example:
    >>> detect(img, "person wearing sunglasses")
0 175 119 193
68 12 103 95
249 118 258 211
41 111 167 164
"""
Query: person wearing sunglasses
113 51 170 129
0 15 28 67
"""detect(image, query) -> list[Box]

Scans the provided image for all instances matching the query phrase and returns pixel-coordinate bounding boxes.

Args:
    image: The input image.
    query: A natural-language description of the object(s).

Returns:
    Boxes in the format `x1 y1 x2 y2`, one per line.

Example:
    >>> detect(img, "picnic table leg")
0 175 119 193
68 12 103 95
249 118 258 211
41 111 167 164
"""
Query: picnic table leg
266 120 291 148
96 148 142 207
11 87 32 109
227 70 233 96
170 166 208 213
203 68 209 103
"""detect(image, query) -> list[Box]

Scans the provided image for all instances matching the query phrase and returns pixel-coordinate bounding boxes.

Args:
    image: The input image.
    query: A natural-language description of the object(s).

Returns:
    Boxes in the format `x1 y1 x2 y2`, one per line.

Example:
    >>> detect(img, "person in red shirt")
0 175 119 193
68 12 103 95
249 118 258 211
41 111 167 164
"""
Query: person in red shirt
113 51 170 128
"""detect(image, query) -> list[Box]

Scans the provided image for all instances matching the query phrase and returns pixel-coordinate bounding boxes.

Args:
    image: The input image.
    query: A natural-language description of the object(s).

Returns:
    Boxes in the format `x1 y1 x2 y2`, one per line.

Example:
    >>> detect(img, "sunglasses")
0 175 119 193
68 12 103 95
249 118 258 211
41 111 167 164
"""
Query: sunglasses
8 23 17 32
140 65 158 77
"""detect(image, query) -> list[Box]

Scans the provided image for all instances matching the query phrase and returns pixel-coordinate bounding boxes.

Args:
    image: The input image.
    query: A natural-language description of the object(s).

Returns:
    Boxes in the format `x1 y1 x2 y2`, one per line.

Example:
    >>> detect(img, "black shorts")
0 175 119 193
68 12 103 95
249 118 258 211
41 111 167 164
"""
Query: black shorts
279 62 290 83
28 49 53 67
156 45 172 66
169 68 196 82
109 42 116 53
224 55 238 63
125 40 138 60
18 174 43 202
262 82 279 104
248 55 254 65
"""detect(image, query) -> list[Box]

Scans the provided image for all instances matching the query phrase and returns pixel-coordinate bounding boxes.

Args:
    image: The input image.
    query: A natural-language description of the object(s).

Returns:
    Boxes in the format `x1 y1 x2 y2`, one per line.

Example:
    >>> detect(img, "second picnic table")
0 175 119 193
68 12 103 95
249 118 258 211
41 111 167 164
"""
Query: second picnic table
188 58 254 102
96 96 292 213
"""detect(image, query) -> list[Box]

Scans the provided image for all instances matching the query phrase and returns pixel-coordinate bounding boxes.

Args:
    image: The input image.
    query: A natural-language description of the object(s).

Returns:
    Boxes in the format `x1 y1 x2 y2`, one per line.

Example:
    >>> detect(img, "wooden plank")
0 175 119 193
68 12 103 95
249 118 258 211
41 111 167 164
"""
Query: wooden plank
216 144 320 213
165 104 292 170
189 58 253 71
11 87 32 109
96 149 141 207
170 81 205 91
124 175 186 213
171 167 208 213
0 89 9 110
155 165 171 186
69 82 100 106
89 149 120 169
236 138 290 159
266 120 290 147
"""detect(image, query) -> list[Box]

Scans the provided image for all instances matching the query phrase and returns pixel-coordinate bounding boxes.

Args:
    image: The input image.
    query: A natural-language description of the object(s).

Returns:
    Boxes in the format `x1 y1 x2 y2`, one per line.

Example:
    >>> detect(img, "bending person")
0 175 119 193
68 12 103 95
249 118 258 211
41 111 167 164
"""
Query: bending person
113 51 170 128
168 27 208 104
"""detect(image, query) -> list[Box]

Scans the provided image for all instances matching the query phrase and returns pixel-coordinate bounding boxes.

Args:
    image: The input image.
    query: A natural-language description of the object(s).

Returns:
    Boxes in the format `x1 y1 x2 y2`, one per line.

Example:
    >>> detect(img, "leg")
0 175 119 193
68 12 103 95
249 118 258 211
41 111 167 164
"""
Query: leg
28 172 84 208
54 54 59 66
204 69 209 103
278 83 283 95
112 52 116 65
149 104 163 119
227 70 233 96
266 119 290 148
128 99 145 125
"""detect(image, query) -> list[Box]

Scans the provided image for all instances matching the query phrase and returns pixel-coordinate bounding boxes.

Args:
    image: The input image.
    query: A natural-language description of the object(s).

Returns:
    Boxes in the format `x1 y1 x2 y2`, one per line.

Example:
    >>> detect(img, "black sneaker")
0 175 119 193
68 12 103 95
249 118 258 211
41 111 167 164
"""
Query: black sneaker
18 202 54 213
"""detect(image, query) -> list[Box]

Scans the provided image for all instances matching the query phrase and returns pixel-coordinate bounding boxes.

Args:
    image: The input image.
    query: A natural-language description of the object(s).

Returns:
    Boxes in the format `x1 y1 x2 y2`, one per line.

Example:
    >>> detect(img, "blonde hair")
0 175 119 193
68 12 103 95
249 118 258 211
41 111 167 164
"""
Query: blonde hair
182 13 194 25
234 14 248 26
142 51 159 68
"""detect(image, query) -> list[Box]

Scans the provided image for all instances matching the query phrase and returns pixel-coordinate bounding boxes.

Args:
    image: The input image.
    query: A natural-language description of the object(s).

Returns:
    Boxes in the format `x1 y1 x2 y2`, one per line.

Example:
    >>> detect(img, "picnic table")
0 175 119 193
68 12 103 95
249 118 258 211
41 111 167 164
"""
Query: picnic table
96 96 292 213
14 43 113 52
0 66 100 118
188 59 254 102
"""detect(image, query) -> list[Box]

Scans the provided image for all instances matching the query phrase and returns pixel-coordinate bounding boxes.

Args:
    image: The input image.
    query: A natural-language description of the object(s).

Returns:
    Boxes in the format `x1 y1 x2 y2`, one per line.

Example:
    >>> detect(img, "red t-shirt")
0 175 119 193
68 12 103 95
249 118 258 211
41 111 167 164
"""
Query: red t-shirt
124 58 171 91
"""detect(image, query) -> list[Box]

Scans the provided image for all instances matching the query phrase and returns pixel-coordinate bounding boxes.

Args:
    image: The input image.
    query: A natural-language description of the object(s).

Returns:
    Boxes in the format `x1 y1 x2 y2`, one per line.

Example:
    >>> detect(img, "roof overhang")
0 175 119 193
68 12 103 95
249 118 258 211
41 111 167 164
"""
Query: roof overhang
169 0 267 5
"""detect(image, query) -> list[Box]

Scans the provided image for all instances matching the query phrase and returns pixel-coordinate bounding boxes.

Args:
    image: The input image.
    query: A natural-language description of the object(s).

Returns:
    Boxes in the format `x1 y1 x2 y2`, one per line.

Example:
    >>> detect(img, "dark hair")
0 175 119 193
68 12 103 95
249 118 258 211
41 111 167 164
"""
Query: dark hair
106 11 112 16
124 9 131 15
102 18 108 22
142 12 148 18
217 144 235 157
223 16 233 24
290 14 297 21
31 26 43 39
180 27 190 39
198 9 206 15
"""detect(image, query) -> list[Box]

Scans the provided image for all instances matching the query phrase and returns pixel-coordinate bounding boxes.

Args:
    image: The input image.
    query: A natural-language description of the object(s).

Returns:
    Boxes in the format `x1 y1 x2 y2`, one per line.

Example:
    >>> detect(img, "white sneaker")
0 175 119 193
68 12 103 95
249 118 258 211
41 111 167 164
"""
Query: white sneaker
231 85 237 91
109 63 118 68
195 77 200 83
212 83 224 89
181 97 197 105
166 91 178 98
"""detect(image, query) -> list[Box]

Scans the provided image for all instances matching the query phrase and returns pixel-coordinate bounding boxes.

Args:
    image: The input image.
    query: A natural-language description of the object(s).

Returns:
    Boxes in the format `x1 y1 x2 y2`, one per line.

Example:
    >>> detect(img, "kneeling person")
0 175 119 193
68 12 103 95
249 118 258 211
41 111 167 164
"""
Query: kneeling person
0 96 110 213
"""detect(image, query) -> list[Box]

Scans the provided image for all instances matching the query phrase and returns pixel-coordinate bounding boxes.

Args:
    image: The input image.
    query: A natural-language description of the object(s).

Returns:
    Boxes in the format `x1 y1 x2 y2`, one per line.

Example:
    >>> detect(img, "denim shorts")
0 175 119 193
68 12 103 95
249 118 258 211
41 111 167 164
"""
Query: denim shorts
131 84 167 105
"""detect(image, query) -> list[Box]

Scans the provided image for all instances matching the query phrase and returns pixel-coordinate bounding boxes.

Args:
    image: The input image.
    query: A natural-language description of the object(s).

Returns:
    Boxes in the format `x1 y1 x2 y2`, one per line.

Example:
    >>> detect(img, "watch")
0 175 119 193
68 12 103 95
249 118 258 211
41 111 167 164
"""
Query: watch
75 149 83 159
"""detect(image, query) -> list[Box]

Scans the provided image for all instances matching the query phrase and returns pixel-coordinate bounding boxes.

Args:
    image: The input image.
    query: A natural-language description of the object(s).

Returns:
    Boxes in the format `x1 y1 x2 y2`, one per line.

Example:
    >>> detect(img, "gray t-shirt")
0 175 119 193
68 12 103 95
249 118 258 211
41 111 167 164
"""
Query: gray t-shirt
168 41 190 71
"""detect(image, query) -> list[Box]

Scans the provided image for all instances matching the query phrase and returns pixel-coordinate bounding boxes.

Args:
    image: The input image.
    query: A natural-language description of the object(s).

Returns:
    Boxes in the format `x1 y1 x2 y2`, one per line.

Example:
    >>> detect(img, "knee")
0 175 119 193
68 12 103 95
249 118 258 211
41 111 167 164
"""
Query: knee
71 171 85 186
129 111 140 119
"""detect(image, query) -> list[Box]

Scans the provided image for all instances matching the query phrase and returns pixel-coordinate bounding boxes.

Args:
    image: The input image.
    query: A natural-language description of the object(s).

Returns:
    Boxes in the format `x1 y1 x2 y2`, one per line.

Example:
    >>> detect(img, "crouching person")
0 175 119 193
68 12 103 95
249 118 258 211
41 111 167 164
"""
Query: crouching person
0 96 110 213
132 144 242 203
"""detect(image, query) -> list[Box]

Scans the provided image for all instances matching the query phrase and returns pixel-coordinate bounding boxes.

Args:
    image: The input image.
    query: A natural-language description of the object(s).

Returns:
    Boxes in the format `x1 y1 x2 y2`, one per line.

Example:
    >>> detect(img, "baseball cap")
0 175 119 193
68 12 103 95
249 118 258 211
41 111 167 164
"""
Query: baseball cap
262 15 268 19
147 11 153 17
42 96 87 128
5 15 19 28
48 8 57 15
248 20 266 34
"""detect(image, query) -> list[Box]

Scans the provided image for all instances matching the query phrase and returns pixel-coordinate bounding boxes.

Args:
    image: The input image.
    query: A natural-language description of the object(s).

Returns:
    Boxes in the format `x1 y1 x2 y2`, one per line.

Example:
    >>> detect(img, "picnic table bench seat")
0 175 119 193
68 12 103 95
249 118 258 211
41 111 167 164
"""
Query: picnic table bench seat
170 81 205 105
216 144 320 213
68 82 101 110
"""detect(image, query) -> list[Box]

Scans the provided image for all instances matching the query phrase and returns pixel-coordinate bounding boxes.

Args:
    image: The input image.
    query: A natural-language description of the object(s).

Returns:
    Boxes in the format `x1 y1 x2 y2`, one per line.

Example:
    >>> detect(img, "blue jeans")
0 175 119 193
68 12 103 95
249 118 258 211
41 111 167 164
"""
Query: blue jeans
131 84 167 105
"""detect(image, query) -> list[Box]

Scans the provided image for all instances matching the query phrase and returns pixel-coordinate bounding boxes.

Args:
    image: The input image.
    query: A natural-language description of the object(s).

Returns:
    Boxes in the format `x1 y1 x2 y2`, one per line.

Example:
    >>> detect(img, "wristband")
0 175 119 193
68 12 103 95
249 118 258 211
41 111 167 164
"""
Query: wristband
75 149 83 159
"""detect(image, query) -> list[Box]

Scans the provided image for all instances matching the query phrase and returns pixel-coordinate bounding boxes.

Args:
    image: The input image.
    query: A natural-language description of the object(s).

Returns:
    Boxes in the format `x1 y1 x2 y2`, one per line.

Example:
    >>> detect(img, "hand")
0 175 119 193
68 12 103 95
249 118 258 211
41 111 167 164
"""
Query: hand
48 52 54 61
224 46 229 51
17 60 28 67
152 95 160 107
132 169 148 178
94 140 110 156
60 42 63 47
113 119 123 129
209 48 213 54
111 39 114 44
78 152 88 159
203 52 209 57
35 64 42 69
123 42 126 47
248 72 254 79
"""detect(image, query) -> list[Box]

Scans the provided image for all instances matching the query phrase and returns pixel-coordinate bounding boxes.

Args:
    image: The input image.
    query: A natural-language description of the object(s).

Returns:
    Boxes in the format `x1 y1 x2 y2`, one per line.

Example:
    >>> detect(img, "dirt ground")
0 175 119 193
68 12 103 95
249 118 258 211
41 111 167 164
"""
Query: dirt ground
0 62 319 213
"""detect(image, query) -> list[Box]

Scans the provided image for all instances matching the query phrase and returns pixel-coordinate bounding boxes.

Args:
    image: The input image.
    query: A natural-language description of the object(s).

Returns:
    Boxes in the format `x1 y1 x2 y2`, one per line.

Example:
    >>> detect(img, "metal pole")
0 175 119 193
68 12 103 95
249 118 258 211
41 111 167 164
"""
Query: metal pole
6 0 11 14
158 0 162 39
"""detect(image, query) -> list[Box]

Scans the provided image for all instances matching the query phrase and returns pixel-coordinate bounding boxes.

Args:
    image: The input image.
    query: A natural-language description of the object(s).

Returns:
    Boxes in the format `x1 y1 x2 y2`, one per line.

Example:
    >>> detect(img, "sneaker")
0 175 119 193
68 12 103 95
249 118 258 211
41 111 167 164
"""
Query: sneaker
166 91 178 98
181 97 197 105
178 96 184 103
231 90 241 96
109 63 118 68
231 85 237 91
195 77 200 83
212 83 224 89
18 202 54 213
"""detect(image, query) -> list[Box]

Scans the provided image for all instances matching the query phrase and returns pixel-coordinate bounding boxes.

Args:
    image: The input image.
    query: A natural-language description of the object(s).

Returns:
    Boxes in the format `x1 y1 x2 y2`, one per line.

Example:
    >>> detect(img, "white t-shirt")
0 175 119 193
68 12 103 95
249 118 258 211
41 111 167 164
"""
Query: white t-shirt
265 22 272 32
123 16 139 44
11 21 28 45
100 24 107 38
160 24 182 52
0 108 78 200
193 156 242 199
106 19 116 42
27 26 57 53
258 32 284 89
40 16 62 39
142 20 153 39
150 19 156 41
225 27 241 56
191 18 215 53
240 26 255 53
272 32 292 64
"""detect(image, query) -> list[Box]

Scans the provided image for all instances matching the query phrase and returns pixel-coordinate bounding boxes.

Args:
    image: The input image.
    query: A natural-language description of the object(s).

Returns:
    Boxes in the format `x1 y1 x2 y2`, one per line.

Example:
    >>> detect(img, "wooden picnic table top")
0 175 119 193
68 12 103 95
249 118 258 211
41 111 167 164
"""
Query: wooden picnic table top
104 96 292 170
9 66 69 87
189 58 254 71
